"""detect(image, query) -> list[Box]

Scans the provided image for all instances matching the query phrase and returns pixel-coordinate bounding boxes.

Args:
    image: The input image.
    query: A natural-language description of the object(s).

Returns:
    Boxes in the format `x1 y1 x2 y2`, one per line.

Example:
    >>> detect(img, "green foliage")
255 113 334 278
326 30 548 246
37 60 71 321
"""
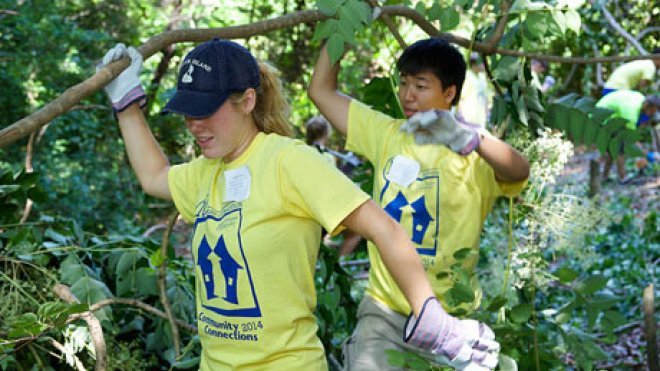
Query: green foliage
359 76 404 119
2 0 657 369
314 0 372 64
315 244 359 361
545 94 643 157
0 169 198 369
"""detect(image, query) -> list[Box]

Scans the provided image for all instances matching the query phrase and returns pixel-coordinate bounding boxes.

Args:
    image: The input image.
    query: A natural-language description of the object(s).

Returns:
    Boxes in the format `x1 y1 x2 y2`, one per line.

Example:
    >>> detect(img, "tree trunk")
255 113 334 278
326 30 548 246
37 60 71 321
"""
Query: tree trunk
588 159 601 197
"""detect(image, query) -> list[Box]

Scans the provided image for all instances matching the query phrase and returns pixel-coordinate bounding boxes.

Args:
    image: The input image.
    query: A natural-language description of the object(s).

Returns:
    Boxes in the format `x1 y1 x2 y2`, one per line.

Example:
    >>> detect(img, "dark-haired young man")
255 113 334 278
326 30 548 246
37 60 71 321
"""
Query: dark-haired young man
309 38 529 370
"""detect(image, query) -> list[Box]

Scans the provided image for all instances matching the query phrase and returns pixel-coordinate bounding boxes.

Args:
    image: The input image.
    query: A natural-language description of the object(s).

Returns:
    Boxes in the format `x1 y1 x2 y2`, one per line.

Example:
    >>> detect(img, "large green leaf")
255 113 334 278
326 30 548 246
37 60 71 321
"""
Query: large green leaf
59 254 96 285
70 276 113 323
326 34 345 65
135 267 159 297
564 8 581 34
582 118 599 145
575 275 608 296
510 303 534 323
567 108 587 144
316 0 342 16
493 56 520 81
524 11 549 39
116 250 141 275
312 19 337 42
439 7 460 31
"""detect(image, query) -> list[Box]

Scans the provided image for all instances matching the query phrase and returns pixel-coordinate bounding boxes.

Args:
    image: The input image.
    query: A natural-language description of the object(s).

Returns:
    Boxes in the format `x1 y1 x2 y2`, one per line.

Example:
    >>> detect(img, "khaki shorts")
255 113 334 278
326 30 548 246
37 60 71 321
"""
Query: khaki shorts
343 295 421 371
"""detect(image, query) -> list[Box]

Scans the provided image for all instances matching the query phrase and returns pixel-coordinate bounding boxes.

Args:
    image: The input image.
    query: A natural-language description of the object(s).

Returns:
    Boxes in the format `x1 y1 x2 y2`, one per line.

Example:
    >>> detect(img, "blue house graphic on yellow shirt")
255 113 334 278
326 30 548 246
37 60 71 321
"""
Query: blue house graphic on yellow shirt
384 191 434 252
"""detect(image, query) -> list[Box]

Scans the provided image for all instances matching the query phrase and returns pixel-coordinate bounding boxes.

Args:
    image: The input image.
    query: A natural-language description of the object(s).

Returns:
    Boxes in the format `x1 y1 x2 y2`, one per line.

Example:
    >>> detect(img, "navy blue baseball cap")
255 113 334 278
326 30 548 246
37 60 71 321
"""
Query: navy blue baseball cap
161 38 260 118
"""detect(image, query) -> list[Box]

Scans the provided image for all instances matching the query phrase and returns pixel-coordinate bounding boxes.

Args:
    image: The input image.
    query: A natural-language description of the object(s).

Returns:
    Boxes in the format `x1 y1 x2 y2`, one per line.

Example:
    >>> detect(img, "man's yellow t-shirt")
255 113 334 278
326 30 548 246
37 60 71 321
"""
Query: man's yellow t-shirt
169 132 369 370
347 101 526 315
605 60 656 90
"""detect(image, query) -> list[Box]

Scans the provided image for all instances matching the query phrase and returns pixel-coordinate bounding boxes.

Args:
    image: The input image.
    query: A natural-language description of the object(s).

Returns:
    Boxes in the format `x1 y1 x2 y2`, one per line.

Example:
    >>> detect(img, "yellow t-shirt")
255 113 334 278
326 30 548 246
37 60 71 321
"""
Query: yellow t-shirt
169 132 369 371
347 100 526 315
605 60 656 90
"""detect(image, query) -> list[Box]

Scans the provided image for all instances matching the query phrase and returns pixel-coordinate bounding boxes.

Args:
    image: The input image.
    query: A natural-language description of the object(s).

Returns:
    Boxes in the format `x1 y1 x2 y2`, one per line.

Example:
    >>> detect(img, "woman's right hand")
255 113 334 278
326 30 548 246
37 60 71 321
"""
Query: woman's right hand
96 44 147 113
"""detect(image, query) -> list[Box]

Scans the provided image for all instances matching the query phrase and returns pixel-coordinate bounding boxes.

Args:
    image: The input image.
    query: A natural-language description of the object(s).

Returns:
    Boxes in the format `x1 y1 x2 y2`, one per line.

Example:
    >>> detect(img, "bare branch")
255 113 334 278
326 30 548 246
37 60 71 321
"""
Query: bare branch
483 1 511 53
368 0 407 49
67 297 197 333
158 212 181 357
600 3 646 54
2 6 659 149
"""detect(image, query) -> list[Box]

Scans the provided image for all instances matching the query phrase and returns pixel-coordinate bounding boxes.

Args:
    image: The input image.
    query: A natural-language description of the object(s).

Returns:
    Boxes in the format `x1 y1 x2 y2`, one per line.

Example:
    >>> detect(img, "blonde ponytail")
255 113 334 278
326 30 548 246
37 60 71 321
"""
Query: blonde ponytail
252 62 293 137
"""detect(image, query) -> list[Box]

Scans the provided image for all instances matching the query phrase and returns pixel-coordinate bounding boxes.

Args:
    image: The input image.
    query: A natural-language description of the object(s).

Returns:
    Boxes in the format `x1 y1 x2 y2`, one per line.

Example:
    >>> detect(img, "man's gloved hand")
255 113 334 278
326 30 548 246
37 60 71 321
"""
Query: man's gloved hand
400 110 481 155
96 43 146 113
404 297 500 371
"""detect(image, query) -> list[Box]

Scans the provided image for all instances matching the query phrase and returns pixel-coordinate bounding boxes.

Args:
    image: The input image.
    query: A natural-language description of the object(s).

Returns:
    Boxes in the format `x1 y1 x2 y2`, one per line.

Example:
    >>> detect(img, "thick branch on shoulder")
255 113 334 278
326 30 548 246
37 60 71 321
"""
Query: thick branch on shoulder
2 6 658 149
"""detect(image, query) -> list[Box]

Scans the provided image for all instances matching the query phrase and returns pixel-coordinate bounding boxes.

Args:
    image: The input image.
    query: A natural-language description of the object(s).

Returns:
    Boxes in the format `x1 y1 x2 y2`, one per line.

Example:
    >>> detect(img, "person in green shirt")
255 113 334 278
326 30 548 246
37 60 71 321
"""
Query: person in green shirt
602 49 659 96
596 90 660 183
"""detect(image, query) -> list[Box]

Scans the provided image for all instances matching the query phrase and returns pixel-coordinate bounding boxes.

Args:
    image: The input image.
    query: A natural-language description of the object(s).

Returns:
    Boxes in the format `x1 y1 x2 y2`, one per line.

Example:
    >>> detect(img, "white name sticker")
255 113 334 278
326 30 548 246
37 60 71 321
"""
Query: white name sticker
385 155 420 187
224 166 251 202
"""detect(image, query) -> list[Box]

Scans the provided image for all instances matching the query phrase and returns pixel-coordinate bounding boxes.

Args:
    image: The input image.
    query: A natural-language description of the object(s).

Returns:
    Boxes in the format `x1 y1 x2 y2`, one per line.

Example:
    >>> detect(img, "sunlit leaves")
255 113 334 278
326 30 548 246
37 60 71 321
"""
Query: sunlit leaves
545 96 642 157
313 0 372 64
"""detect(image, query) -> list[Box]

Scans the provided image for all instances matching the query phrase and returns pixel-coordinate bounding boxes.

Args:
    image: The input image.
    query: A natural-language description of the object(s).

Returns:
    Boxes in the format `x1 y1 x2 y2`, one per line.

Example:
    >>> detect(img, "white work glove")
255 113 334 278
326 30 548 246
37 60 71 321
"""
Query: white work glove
96 43 146 113
400 110 481 155
404 297 500 371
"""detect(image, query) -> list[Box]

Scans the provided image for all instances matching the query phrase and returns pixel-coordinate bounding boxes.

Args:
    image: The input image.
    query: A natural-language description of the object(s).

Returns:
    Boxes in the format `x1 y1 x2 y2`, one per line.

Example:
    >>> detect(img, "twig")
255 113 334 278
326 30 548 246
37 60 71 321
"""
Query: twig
19 131 35 223
482 55 504 97
367 0 407 49
68 297 196 333
559 63 578 92
600 3 646 54
53 284 106 371
142 223 166 237
158 212 181 357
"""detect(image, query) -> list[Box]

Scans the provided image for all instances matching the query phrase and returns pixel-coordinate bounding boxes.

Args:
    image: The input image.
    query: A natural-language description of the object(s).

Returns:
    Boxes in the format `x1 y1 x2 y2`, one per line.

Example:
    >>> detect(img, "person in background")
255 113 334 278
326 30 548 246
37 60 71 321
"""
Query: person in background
458 53 490 127
602 48 659 96
309 37 528 370
305 115 364 257
531 59 555 93
97 38 499 370
596 91 660 183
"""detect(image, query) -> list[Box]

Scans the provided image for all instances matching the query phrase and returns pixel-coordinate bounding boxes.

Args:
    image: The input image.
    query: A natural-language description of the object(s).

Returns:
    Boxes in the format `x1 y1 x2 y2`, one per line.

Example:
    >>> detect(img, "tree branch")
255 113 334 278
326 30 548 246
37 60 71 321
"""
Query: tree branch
483 1 511 53
53 284 106 371
600 3 646 54
68 297 197 333
158 212 181 357
368 0 407 49
2 6 659 149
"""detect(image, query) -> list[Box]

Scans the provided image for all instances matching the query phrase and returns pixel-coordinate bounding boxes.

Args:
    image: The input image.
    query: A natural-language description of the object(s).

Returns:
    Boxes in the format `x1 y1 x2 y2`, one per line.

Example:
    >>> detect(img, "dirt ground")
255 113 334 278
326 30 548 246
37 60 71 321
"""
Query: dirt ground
559 148 659 370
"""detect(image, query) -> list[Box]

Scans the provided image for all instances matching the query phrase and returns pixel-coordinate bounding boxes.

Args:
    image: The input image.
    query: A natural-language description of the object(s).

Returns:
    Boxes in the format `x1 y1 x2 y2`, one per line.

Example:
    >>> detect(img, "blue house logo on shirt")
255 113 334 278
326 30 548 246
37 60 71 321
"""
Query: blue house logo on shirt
194 207 261 317
380 163 440 256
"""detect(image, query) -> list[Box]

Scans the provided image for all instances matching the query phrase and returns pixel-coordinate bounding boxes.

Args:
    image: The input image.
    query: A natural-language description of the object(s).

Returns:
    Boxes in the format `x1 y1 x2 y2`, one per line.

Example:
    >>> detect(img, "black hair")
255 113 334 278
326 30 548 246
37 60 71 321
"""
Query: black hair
396 38 466 106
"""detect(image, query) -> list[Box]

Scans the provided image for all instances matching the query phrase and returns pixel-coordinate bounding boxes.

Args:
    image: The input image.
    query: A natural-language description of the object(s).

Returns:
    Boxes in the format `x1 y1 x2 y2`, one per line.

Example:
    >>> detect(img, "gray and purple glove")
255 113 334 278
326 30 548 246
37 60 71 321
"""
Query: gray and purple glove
404 297 499 370
96 43 147 113
400 110 482 155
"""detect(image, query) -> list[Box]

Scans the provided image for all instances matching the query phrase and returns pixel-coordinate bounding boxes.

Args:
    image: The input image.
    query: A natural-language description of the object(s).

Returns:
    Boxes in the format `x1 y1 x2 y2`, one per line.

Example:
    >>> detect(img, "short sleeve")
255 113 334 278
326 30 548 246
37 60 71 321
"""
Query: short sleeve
473 156 527 198
169 161 202 223
278 144 370 234
346 100 402 163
